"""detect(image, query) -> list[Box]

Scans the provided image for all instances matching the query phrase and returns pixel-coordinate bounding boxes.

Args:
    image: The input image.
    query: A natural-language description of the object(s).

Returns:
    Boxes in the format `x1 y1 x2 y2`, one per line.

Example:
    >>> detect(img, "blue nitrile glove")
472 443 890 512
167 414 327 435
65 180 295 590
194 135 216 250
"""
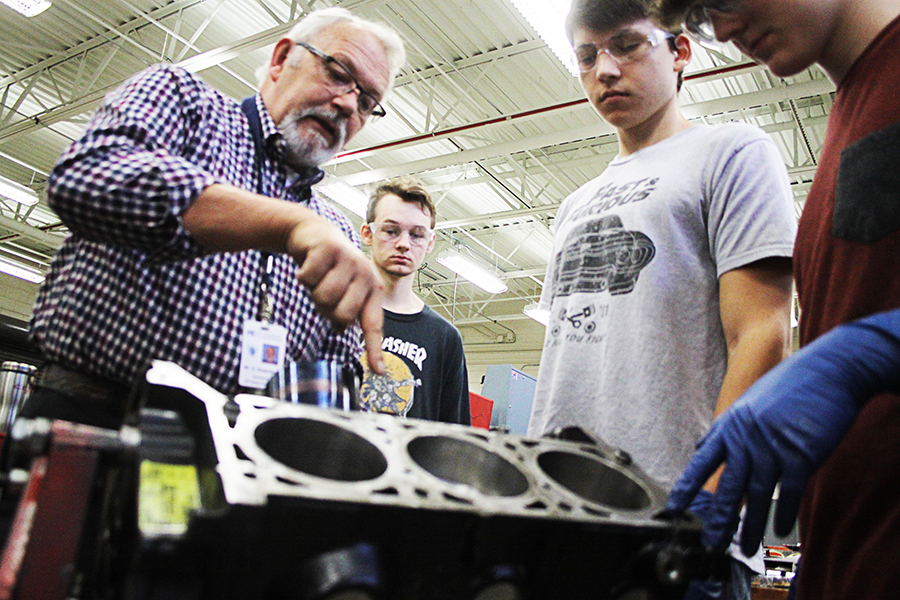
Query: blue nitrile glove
687 488 714 523
667 308 900 556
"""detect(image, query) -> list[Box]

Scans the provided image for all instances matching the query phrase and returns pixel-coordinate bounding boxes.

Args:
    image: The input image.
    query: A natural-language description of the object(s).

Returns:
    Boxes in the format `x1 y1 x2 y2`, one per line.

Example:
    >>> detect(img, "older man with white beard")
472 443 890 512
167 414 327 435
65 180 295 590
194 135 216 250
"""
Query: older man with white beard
24 8 405 429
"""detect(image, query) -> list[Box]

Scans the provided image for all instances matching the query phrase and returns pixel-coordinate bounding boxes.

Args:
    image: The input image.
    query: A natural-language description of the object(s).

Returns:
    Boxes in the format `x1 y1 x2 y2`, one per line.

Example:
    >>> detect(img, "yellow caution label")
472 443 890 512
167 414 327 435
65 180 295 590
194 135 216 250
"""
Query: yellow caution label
138 461 201 536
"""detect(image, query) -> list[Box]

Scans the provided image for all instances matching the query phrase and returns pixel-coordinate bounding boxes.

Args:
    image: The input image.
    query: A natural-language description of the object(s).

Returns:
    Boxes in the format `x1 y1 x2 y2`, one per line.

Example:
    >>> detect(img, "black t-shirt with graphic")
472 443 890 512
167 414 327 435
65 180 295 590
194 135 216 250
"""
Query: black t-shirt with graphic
360 306 470 425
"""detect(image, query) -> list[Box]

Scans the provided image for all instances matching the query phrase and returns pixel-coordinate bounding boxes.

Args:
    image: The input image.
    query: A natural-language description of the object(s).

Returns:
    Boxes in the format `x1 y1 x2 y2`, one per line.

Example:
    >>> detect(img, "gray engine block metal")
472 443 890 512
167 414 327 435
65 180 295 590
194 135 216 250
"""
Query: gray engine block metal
138 360 712 600
145 360 668 527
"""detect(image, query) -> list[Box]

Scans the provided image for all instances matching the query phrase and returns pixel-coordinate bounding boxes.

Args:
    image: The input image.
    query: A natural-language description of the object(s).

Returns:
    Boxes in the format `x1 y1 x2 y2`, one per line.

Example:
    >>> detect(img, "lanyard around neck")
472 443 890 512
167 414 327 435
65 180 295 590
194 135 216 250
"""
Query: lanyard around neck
239 97 327 322
241 96 275 322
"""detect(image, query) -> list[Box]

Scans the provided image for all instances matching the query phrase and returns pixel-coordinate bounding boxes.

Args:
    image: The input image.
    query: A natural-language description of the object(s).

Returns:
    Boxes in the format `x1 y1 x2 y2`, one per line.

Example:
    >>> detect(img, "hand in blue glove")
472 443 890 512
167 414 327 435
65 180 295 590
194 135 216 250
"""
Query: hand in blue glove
687 488 714 523
667 309 900 556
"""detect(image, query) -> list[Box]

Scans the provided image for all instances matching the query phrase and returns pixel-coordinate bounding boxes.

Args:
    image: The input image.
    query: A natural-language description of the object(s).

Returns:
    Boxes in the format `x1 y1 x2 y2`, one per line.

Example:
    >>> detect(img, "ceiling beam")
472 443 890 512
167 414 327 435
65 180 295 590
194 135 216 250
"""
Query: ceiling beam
0 16 302 147
0 0 203 91
337 77 835 187
420 112 828 195
0 214 65 249
391 39 547 87
437 204 558 230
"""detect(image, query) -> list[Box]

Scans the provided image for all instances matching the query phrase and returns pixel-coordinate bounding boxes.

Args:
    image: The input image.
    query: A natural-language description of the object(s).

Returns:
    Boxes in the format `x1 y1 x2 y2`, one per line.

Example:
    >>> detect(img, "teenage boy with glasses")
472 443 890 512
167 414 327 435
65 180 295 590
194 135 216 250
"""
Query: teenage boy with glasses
358 177 471 425
25 8 405 428
526 0 796 597
654 1 900 599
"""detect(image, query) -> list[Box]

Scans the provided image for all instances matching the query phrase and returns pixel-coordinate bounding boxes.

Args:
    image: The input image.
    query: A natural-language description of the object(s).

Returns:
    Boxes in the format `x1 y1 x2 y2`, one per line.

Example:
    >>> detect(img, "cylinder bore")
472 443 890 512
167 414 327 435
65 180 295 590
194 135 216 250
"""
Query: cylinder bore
254 418 388 482
537 450 651 510
407 435 529 497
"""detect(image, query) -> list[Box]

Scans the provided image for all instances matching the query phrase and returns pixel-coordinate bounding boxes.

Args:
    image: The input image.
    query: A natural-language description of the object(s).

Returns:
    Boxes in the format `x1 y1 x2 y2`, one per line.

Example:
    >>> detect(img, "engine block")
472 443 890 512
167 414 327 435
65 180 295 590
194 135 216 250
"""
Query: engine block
132 361 718 600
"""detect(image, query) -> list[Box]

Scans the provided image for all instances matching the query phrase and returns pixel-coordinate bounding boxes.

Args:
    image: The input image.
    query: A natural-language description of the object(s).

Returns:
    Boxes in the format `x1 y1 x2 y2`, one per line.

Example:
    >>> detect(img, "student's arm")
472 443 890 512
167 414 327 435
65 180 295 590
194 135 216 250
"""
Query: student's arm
709 256 794 490
717 256 794 413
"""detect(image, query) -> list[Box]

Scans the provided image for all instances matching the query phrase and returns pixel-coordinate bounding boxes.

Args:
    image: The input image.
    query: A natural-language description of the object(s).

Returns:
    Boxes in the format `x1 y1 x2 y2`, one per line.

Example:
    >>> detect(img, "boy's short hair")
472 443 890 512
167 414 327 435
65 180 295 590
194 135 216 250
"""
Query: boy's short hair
565 0 685 90
652 0 695 29
565 0 654 43
367 176 436 228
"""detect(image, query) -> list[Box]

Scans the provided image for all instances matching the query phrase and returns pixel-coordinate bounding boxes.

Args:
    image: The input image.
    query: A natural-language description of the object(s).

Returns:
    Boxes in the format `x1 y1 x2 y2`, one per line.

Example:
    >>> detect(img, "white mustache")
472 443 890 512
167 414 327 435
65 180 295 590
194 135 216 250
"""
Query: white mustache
278 105 350 168
289 106 348 147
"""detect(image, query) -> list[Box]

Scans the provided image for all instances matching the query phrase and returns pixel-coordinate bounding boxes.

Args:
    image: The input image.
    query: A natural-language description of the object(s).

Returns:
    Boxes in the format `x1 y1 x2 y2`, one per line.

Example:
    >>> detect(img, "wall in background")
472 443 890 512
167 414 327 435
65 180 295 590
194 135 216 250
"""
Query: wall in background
0 273 41 364
0 273 39 323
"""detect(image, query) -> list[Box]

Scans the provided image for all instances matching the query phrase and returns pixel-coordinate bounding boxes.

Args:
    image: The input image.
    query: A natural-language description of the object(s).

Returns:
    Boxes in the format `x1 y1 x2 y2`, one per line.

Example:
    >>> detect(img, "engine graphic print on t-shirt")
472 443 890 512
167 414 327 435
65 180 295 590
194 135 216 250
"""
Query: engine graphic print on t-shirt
359 335 426 416
553 214 656 297
547 212 656 347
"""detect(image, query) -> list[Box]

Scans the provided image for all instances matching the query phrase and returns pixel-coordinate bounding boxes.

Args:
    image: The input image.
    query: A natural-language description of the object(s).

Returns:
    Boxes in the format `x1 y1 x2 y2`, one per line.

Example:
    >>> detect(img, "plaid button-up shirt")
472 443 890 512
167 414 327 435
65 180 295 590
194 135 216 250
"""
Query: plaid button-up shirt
31 64 362 394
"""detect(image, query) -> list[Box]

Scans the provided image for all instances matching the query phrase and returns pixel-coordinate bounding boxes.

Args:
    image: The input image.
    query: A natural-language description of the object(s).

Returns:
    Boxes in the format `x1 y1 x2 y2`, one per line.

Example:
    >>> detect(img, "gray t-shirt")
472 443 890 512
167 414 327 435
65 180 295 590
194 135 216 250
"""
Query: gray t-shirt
529 124 796 491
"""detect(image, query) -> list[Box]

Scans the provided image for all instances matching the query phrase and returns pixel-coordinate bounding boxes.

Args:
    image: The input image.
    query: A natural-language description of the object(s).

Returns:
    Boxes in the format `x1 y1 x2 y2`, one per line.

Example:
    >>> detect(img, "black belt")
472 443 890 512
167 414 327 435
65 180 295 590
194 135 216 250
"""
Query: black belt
36 364 131 410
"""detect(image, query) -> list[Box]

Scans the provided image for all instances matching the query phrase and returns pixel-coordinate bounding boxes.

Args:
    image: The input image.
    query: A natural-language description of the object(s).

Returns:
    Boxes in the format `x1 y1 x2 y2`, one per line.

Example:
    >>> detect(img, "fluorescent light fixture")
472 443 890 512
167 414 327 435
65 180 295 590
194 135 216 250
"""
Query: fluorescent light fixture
0 175 39 206
508 0 577 76
437 249 508 295
0 0 50 17
0 256 44 283
523 303 550 326
316 180 367 218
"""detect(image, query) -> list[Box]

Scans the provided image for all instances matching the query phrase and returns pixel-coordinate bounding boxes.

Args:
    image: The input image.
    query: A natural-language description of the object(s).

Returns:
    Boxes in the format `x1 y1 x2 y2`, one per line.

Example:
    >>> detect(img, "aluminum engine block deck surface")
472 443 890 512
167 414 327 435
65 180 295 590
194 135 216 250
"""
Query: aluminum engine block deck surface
135 361 712 600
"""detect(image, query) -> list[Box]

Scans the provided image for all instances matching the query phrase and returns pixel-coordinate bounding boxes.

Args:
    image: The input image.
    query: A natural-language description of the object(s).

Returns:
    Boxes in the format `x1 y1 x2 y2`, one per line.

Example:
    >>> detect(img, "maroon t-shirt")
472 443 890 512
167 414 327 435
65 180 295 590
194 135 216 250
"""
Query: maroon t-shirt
793 14 900 600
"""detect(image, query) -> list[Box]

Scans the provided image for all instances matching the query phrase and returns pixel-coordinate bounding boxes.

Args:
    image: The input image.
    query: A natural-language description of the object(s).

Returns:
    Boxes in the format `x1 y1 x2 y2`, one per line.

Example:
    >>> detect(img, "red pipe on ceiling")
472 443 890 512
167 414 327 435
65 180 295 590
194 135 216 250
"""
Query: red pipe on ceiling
335 61 759 160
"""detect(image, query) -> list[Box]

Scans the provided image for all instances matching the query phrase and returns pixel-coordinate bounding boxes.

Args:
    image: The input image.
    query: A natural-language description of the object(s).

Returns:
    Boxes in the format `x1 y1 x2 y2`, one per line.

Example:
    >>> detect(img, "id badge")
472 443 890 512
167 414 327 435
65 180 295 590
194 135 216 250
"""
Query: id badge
238 319 288 389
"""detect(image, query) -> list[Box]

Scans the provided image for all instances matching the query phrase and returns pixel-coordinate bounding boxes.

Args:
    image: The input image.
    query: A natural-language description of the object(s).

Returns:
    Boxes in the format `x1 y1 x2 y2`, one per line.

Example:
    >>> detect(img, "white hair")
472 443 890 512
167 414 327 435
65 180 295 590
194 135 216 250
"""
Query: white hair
255 7 406 96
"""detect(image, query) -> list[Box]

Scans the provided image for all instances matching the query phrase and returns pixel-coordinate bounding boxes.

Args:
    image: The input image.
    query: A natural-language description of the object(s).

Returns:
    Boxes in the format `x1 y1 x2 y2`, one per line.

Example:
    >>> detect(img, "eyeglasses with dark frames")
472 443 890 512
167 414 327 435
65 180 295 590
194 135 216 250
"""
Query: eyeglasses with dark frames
573 28 675 73
295 40 387 118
